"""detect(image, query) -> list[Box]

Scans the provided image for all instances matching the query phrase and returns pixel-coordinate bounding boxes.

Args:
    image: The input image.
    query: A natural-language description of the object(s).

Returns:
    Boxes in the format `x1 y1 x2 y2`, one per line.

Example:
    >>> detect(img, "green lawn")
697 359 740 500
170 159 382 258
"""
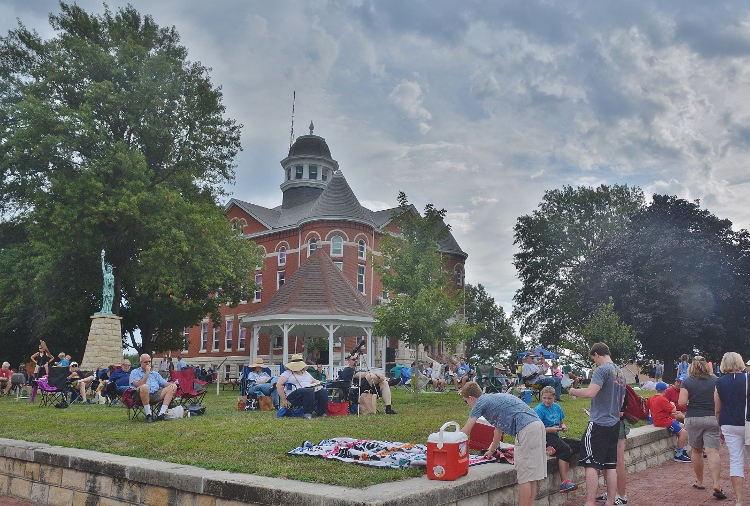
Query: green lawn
0 386 650 487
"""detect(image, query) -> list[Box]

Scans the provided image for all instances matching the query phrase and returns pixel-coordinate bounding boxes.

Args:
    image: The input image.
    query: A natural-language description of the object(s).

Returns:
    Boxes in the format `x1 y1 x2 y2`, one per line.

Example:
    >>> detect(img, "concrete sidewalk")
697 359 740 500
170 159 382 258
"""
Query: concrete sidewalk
561 443 750 506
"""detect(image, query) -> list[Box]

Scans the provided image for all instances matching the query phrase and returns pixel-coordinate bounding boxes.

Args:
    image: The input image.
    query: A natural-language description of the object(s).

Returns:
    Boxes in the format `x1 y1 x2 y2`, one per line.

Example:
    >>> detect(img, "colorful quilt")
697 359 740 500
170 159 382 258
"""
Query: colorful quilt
287 437 515 469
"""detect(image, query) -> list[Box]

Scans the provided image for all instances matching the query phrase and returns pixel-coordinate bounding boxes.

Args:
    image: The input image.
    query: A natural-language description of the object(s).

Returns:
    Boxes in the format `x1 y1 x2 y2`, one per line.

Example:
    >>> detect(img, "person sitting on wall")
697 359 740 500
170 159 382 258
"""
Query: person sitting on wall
338 353 397 414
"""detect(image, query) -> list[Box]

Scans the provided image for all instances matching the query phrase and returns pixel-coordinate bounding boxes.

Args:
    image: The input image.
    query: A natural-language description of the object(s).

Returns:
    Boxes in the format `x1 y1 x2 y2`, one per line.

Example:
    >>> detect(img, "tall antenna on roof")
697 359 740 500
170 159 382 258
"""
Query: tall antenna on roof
289 91 296 148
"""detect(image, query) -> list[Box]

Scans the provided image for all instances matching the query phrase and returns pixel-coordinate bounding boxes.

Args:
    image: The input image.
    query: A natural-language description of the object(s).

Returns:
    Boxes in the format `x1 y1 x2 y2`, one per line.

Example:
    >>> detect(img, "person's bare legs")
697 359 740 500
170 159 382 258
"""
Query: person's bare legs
558 459 570 483
583 467 599 506
137 383 150 406
706 447 722 493
603 468 617 506
616 438 626 498
691 447 704 487
378 378 392 405
159 382 177 407
730 476 743 504
518 480 537 506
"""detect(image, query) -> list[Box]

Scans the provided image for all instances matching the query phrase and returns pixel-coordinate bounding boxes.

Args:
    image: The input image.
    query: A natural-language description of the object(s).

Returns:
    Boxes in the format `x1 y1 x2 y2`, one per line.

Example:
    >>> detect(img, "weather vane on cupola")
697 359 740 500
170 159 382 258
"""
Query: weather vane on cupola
309 121 314 135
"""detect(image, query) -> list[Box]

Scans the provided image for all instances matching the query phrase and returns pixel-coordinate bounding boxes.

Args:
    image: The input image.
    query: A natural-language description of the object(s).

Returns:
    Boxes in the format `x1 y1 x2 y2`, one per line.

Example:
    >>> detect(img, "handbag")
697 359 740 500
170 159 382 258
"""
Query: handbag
744 374 750 445
358 392 377 414
258 395 273 411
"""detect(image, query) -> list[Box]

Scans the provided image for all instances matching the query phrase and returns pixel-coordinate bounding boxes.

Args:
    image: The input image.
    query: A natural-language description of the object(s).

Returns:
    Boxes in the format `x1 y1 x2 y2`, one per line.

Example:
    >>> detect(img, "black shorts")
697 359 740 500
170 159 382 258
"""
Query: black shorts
579 421 619 470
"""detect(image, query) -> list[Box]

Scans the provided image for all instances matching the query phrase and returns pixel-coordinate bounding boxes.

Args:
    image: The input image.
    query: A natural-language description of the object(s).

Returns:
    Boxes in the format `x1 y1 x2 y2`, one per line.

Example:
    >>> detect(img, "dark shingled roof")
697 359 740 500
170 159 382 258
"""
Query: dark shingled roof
307 171 373 224
251 249 373 318
288 135 332 158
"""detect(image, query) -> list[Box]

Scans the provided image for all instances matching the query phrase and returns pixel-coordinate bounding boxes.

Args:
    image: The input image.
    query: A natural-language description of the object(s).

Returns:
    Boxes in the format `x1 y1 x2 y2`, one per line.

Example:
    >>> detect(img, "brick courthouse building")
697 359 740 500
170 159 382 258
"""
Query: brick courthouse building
180 128 467 379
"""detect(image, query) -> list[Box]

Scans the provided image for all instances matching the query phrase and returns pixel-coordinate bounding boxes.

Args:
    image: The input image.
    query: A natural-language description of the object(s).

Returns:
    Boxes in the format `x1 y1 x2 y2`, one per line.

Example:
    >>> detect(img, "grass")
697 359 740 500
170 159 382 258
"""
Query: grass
0 386 652 487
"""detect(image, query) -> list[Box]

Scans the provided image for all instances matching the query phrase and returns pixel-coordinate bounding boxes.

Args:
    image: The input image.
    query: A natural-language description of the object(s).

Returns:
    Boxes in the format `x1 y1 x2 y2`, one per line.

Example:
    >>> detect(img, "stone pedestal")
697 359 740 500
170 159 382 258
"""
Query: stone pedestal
80 314 123 372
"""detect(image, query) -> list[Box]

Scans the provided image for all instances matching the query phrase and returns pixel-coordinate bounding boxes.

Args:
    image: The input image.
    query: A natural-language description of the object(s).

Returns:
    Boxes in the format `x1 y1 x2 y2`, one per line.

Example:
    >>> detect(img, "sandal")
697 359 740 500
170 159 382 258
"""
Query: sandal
713 490 727 500
692 483 705 490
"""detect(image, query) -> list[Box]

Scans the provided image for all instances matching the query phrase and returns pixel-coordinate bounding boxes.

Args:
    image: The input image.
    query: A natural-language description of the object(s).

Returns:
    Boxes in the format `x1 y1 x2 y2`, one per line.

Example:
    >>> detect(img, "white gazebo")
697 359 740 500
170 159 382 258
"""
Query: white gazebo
240 249 385 375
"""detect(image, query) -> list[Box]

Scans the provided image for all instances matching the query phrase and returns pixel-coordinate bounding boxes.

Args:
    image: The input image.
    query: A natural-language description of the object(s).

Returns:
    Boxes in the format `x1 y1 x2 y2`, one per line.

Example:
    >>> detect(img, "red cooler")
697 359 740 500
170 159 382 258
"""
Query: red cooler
427 421 469 481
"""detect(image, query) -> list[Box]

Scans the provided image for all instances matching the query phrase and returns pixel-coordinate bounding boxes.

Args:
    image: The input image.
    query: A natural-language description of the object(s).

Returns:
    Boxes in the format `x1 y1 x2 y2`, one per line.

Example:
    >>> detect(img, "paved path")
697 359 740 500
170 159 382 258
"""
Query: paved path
561 443 750 506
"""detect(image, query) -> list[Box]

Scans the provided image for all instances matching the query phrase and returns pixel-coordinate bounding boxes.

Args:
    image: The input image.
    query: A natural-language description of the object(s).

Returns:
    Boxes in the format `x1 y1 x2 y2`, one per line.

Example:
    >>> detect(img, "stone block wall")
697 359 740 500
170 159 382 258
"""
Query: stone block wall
0 426 674 506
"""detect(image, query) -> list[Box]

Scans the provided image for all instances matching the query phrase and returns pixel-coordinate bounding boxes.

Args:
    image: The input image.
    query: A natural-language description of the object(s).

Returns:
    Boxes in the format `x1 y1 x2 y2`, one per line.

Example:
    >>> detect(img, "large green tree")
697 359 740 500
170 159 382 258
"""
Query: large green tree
575 195 750 381
512 184 644 348
567 297 637 368
373 192 474 397
464 283 522 367
0 3 262 361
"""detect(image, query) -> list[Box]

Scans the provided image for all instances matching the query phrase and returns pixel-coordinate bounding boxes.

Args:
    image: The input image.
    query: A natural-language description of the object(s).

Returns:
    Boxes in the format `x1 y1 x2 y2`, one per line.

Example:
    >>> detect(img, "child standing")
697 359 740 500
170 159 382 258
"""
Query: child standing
646 381 691 462
534 386 580 492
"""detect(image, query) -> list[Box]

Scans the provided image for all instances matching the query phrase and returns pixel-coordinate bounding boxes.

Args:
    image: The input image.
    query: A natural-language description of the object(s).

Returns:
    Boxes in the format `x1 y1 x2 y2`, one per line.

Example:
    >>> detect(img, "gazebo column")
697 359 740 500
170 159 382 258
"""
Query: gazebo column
322 323 340 379
251 326 260 364
364 328 373 368
281 323 295 366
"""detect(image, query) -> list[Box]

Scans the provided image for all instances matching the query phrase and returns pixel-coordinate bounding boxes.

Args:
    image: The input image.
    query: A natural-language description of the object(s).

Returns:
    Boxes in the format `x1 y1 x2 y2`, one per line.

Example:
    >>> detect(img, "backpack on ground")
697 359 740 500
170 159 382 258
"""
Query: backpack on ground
623 384 648 424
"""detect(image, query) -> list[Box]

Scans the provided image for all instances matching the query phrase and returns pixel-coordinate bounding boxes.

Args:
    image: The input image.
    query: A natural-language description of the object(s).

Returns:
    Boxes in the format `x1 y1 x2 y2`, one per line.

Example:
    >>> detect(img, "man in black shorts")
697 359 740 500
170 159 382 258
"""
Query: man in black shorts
569 343 626 506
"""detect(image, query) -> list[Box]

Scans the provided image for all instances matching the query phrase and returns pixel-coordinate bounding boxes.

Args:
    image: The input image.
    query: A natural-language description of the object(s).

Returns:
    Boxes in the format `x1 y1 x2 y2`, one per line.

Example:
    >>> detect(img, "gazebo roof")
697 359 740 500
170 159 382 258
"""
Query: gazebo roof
240 249 374 336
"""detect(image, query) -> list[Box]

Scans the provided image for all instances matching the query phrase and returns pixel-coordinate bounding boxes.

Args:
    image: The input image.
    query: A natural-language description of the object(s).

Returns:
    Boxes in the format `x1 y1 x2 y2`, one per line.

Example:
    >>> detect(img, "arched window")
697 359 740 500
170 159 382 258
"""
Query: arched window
331 236 343 256
308 237 317 256
278 246 286 266
455 267 464 287
358 239 366 260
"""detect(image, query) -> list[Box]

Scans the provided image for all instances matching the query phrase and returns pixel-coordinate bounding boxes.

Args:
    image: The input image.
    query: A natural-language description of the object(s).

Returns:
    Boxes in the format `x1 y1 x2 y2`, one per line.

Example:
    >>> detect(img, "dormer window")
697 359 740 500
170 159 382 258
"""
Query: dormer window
309 165 318 180
295 165 303 179
322 167 328 181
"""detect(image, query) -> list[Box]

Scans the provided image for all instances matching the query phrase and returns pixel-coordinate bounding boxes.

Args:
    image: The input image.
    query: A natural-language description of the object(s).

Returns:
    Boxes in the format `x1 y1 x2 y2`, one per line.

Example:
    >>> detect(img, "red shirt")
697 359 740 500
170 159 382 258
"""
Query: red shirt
647 393 676 427
663 385 685 412
0 369 12 381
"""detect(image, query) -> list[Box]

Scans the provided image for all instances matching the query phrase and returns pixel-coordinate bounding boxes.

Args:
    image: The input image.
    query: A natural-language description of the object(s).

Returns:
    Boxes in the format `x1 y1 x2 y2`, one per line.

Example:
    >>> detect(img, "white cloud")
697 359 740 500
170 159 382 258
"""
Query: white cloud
388 80 432 133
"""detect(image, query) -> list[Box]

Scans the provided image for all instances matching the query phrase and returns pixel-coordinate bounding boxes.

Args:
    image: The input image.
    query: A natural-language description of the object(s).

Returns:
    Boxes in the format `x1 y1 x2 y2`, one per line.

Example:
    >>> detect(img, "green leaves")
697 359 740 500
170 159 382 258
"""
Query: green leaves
0 3 256 360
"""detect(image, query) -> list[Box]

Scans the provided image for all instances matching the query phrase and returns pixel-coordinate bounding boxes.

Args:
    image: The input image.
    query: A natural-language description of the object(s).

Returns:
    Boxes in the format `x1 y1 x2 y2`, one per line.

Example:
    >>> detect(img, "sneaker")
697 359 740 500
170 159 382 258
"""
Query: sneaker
674 452 692 463
155 413 166 422
560 480 578 492
145 414 153 423
385 407 397 415
613 497 628 505
303 414 312 419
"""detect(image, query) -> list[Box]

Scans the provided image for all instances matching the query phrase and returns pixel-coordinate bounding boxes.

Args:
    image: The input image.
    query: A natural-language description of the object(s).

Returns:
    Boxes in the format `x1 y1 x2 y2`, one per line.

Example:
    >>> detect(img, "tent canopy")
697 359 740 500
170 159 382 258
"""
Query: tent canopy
518 347 560 360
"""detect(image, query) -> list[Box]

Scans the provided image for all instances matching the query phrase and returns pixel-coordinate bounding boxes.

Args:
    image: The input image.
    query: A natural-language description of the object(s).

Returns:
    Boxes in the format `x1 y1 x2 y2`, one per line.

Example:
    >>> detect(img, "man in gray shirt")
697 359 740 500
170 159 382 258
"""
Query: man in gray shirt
569 343 626 506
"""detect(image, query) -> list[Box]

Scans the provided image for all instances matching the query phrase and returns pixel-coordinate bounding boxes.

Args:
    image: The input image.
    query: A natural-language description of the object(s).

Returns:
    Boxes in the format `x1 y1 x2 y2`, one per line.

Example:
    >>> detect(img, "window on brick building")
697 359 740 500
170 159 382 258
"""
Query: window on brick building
254 273 262 302
212 325 220 351
277 270 285 289
225 319 233 351
200 322 208 352
357 264 366 293
358 239 366 259
278 246 286 266
331 235 343 256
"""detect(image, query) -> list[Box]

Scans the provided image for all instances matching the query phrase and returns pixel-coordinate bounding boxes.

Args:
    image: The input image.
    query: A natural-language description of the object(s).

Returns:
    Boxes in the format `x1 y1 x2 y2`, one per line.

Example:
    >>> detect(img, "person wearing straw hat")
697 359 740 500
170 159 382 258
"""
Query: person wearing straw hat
246 357 279 409
275 354 328 419
31 340 52 378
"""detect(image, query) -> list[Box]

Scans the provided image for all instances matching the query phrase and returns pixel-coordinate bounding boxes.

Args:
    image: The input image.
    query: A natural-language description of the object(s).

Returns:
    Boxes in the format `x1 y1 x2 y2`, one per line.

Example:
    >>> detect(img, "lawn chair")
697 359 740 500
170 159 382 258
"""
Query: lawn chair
121 387 164 421
171 368 207 407
32 366 72 407
474 366 507 394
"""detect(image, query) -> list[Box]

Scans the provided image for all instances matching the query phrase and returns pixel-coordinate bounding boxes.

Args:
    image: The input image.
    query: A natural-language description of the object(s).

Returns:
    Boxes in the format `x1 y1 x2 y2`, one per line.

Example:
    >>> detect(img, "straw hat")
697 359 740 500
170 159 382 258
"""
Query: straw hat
285 354 307 372
252 357 266 368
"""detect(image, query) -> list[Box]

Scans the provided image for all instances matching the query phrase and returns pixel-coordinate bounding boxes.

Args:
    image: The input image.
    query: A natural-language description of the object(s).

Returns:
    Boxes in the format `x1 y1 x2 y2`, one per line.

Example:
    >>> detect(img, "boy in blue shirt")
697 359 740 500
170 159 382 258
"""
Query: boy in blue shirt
534 386 580 492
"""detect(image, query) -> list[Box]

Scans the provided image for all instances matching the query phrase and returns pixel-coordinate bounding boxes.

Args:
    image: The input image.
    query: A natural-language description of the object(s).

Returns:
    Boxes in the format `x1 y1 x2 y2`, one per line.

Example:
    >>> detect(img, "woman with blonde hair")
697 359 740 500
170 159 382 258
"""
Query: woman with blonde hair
679 356 724 499
715 352 747 506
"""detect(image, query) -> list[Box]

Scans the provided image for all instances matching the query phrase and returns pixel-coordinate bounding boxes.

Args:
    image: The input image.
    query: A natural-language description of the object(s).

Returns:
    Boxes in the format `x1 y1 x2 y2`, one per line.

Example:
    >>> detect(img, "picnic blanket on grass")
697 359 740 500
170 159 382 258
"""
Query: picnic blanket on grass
288 438 515 469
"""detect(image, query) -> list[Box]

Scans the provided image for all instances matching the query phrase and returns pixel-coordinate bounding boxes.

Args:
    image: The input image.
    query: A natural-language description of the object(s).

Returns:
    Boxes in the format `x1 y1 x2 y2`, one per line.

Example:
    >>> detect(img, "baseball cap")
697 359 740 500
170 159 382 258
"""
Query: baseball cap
655 381 668 391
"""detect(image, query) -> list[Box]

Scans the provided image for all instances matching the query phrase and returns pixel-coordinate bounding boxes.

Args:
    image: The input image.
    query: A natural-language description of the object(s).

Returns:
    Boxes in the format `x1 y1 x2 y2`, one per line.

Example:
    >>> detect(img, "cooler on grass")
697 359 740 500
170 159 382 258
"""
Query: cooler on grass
427 421 469 481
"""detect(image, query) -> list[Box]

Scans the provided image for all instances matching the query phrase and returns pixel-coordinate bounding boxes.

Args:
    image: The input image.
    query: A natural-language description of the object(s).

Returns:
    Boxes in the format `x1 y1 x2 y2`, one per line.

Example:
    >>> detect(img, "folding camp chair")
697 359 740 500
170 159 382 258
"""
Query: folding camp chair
121 387 163 421
33 366 72 407
170 368 207 407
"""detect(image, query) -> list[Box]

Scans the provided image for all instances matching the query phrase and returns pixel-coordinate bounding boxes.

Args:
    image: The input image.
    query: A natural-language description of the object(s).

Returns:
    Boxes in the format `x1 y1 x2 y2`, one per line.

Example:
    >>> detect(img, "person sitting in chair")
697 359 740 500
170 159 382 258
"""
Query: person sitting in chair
129 354 178 423
246 357 279 409
0 362 12 396
338 354 397 414
67 362 96 404
521 353 562 401
276 354 328 419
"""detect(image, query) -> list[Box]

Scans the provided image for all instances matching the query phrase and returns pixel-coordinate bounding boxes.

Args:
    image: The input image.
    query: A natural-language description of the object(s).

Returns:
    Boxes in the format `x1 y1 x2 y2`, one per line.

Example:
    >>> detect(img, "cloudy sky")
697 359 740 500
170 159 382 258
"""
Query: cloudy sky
3 0 750 315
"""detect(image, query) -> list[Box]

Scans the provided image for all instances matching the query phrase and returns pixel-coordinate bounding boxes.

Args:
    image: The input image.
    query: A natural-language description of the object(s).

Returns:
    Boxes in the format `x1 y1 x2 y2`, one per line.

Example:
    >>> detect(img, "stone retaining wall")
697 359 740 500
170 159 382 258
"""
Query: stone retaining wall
0 425 674 506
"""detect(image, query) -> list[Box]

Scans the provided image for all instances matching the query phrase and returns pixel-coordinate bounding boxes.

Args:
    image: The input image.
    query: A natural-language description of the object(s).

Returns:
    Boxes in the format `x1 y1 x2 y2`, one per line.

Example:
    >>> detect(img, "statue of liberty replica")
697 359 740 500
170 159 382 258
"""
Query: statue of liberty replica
100 250 115 315
81 249 123 371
